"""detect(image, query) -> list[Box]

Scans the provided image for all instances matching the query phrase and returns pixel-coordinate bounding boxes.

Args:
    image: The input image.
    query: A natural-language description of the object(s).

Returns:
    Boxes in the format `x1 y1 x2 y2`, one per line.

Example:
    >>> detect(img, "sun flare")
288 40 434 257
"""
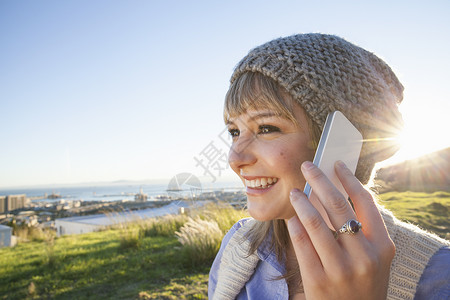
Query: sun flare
382 104 450 166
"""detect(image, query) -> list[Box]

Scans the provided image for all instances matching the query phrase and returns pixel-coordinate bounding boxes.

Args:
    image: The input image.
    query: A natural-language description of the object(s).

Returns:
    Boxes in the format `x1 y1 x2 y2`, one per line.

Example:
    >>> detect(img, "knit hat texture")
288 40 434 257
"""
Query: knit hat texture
230 33 404 183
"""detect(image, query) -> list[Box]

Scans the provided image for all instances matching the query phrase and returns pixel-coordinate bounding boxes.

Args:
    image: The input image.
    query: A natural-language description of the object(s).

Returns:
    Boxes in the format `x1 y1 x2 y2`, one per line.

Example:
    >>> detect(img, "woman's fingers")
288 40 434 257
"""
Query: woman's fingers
289 161 395 300
300 161 358 235
334 161 395 246
288 188 343 268
286 214 324 279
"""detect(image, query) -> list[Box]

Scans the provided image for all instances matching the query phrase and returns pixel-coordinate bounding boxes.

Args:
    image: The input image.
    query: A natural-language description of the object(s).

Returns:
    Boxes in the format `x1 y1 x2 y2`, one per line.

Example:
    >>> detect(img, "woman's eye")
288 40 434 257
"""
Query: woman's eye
259 125 280 134
228 128 239 138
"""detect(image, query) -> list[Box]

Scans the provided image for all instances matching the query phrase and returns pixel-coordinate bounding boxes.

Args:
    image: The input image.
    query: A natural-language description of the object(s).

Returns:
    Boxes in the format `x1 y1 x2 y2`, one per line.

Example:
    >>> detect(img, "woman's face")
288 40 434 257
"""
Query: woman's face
227 103 315 221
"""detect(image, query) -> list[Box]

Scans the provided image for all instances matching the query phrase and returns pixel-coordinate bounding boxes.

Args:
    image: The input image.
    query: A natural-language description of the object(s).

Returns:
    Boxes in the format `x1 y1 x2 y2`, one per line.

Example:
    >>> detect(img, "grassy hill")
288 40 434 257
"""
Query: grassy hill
1 229 209 299
1 193 449 299
374 147 450 193
0 203 248 300
378 191 449 239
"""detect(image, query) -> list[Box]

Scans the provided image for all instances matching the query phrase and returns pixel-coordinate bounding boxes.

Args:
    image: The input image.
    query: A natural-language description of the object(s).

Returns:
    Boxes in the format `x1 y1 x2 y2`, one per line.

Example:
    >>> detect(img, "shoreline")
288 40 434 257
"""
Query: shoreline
0 188 247 232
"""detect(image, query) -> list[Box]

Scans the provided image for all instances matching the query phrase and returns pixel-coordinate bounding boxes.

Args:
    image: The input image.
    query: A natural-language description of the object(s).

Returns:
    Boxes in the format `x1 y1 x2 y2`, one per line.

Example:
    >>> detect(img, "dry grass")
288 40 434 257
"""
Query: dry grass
13 225 54 243
171 202 249 267
192 202 249 234
175 217 224 267
142 214 189 237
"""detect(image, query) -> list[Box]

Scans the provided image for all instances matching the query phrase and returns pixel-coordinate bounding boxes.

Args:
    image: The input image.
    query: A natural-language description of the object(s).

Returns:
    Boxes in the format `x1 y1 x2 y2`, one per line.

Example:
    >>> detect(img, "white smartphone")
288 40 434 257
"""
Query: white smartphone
303 111 363 201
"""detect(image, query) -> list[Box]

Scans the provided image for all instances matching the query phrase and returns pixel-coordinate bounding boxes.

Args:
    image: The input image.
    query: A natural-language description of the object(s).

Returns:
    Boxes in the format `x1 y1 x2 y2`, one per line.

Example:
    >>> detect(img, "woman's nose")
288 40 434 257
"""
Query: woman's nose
228 135 257 169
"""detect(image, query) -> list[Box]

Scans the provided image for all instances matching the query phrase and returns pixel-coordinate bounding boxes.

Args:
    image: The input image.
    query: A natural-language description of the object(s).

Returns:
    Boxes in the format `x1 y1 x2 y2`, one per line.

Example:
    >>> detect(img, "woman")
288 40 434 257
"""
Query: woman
208 34 449 299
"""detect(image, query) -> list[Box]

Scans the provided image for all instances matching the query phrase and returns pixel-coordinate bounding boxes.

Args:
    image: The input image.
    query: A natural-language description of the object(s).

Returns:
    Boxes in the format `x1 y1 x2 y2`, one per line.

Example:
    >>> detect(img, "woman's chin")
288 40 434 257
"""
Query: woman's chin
247 201 295 221
246 204 281 221
248 213 273 222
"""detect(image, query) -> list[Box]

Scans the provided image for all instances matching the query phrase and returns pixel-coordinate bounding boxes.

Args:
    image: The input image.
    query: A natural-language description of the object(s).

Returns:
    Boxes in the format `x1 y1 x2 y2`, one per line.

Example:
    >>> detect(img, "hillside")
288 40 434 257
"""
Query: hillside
374 147 450 193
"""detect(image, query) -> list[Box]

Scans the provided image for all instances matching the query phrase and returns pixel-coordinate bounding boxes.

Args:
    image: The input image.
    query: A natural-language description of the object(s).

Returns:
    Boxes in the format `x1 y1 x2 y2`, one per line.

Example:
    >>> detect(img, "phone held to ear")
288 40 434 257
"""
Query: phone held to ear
303 111 363 201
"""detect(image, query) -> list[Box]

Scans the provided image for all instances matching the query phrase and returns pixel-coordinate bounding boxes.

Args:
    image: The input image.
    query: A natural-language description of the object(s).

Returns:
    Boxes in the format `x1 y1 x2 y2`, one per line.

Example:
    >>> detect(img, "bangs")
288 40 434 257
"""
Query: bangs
223 72 297 125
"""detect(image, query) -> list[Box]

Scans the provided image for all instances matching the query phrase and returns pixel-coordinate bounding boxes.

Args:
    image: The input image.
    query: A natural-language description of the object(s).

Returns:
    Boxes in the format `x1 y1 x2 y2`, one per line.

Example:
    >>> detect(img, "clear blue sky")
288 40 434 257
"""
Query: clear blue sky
1 0 449 188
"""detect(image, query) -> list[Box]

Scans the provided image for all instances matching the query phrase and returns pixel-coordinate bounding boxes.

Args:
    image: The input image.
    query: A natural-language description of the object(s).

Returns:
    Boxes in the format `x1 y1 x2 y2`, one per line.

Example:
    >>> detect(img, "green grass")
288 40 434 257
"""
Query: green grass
378 191 450 239
0 202 248 300
0 193 448 299
0 226 210 299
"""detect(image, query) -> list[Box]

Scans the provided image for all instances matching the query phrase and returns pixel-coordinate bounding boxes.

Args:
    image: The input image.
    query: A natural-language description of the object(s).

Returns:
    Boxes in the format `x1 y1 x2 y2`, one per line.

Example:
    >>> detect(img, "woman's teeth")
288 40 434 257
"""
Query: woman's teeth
245 177 278 189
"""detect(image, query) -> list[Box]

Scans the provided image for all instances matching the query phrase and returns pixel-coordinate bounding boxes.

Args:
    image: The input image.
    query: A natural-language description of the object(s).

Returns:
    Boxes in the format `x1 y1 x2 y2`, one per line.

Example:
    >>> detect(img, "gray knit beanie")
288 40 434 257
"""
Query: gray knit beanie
230 33 404 184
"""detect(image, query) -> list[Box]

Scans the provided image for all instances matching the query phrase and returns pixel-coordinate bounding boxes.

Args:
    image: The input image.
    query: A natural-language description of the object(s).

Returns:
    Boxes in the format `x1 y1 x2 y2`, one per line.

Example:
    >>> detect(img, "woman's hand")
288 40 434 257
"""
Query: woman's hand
287 160 395 300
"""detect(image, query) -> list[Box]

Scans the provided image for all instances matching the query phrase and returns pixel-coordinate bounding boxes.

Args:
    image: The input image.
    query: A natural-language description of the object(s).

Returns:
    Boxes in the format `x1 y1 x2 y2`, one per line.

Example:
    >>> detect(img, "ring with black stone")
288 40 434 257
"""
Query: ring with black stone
337 219 362 235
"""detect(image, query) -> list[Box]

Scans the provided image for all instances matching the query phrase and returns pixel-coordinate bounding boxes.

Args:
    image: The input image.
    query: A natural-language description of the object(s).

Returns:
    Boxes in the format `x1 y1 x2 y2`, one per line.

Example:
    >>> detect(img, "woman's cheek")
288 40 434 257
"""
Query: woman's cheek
283 147 314 185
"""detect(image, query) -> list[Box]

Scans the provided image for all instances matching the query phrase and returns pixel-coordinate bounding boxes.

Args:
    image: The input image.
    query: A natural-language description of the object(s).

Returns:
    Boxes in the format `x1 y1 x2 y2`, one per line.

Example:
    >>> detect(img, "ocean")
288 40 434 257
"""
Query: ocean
0 181 244 203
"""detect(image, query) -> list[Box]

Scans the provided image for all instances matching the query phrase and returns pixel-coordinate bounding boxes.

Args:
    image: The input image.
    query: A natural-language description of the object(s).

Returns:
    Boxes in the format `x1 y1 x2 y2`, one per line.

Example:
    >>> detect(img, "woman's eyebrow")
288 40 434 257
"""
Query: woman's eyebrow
226 112 282 126
248 112 278 122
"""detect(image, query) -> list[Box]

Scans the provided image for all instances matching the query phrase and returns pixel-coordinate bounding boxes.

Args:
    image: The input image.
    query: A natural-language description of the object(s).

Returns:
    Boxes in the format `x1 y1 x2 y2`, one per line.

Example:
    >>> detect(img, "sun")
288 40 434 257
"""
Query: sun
381 103 450 166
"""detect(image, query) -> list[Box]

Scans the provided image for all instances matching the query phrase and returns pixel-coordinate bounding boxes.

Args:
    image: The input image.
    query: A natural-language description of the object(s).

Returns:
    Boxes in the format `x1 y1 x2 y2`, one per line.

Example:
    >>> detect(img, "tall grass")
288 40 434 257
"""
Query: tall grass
175 217 224 267
171 202 249 267
119 224 143 250
105 212 144 250
43 229 57 267
142 214 189 237
13 225 54 243
109 201 248 257
193 202 249 233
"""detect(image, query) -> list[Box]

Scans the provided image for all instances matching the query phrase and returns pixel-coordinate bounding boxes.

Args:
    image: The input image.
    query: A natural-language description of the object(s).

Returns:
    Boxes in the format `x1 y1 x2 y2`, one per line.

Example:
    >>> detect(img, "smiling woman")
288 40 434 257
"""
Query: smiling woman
208 33 450 300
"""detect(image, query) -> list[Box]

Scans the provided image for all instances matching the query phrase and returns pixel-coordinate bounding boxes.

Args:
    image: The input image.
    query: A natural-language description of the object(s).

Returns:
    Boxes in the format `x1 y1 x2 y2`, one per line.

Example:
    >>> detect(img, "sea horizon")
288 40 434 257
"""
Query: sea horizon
0 179 244 203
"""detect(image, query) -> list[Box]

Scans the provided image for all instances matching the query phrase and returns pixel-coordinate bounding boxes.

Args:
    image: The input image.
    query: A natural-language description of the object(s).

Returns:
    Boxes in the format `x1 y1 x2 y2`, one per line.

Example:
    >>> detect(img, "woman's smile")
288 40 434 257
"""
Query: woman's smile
242 175 279 195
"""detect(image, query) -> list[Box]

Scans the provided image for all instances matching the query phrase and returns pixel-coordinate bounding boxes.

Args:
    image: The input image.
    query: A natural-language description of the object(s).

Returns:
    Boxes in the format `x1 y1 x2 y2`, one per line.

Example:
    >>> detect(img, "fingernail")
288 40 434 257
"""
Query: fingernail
336 160 347 169
290 188 301 199
301 161 315 171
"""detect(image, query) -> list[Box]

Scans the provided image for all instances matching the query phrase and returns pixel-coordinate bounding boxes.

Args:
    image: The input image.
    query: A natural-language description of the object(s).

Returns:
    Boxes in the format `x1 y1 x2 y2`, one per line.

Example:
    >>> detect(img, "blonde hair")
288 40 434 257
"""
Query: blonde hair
224 72 295 124
224 71 322 292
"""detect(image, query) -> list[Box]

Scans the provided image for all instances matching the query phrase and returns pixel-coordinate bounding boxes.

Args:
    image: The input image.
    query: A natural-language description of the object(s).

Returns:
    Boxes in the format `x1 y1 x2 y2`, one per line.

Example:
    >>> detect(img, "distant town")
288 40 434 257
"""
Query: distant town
0 188 246 247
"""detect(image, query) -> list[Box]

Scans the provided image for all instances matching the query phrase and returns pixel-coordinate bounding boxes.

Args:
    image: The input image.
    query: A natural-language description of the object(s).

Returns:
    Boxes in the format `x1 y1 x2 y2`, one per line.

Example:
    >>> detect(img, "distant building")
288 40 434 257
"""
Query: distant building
134 193 147 202
134 187 148 202
47 193 62 199
0 194 27 213
7 194 27 211
0 196 5 214
0 224 13 248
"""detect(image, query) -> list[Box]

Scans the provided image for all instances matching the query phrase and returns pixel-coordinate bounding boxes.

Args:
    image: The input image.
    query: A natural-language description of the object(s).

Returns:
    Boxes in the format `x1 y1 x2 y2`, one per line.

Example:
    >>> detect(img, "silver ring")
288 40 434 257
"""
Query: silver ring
337 219 362 235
